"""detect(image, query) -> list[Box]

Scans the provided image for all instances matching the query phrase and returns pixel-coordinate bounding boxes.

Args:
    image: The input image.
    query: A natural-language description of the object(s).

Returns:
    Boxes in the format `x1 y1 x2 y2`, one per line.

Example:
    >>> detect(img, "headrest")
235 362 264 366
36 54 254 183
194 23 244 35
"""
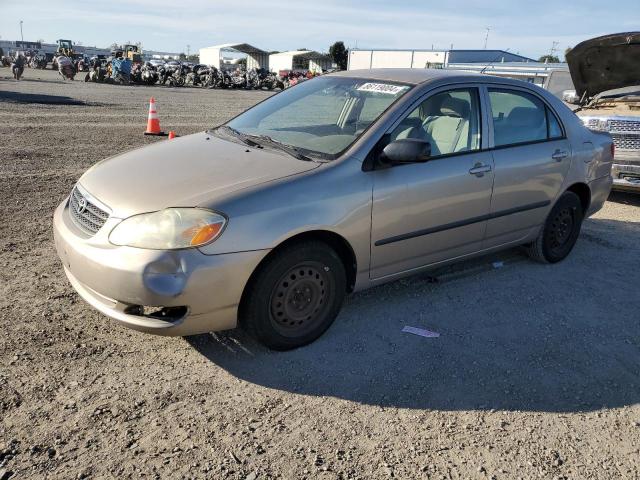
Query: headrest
440 97 470 119
507 106 544 127
423 93 450 117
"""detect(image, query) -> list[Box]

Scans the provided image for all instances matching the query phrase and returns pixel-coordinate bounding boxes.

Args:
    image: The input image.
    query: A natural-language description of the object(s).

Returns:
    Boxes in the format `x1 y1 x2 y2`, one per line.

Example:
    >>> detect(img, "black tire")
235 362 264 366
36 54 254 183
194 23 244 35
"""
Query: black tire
241 241 346 350
526 191 584 263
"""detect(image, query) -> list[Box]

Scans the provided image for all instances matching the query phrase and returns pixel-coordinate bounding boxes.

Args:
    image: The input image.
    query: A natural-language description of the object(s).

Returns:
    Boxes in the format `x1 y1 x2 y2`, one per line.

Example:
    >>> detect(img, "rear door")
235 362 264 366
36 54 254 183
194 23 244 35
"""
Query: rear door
483 87 571 247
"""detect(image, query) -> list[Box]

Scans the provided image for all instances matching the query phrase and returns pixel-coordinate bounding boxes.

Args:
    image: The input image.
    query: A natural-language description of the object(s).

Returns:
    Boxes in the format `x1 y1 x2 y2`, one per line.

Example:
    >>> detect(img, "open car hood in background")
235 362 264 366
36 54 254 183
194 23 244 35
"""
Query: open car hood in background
566 32 640 100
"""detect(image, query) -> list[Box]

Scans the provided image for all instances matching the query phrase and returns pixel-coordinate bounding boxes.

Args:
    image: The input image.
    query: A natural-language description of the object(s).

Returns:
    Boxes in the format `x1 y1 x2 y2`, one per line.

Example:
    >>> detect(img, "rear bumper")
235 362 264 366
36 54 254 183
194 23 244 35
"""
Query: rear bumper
53 199 269 336
611 152 640 192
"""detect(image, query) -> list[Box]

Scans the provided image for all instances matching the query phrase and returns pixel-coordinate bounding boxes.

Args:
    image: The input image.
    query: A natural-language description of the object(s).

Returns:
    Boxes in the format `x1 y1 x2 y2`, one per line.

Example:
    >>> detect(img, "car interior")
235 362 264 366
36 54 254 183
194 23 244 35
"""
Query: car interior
390 90 480 156
489 90 549 146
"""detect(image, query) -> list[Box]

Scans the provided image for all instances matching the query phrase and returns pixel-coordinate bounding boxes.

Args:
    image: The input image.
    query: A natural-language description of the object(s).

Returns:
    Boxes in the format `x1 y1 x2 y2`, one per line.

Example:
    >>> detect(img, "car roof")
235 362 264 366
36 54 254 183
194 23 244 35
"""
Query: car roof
329 68 512 86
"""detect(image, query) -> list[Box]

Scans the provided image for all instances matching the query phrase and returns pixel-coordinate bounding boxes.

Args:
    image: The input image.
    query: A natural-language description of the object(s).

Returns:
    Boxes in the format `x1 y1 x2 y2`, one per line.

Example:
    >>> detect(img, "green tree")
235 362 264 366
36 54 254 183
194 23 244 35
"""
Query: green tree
538 54 560 63
329 41 348 70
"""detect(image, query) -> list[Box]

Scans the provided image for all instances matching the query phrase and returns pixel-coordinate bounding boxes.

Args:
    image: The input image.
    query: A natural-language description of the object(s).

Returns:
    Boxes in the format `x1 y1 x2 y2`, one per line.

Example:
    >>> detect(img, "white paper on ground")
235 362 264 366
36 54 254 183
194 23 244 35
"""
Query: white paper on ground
402 326 440 338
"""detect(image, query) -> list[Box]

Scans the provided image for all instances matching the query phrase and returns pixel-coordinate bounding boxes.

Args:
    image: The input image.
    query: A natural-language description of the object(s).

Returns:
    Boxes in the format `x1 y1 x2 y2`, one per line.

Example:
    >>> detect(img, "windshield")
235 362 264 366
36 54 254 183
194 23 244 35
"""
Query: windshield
224 76 411 159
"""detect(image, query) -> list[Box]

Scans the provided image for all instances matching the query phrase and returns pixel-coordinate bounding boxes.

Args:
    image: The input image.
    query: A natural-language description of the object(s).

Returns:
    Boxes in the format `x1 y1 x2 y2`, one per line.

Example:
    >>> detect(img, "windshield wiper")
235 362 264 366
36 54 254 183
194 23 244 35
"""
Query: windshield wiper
215 125 262 148
245 134 314 161
215 127 314 161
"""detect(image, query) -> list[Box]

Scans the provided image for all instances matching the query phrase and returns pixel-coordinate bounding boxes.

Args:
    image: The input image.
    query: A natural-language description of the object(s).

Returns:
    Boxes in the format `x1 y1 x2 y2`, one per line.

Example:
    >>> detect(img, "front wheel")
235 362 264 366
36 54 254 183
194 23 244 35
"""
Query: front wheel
526 191 584 263
241 241 346 350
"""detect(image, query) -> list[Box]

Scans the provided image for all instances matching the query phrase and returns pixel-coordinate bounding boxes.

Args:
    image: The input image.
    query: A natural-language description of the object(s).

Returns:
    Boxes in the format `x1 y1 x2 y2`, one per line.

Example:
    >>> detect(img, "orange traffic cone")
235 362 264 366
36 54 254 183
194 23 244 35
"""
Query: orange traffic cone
168 131 176 140
144 97 165 136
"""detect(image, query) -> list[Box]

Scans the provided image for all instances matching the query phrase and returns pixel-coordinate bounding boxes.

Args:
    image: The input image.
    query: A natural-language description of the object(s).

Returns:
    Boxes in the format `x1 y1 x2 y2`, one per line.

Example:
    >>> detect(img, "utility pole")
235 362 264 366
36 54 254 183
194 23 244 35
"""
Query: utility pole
484 27 491 49
186 44 190 57
549 41 559 59
19 20 24 42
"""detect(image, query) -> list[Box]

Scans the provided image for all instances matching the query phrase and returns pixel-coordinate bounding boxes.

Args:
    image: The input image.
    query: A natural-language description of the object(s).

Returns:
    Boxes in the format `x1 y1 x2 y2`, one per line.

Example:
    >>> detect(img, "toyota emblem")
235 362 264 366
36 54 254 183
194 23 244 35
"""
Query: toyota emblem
76 197 87 214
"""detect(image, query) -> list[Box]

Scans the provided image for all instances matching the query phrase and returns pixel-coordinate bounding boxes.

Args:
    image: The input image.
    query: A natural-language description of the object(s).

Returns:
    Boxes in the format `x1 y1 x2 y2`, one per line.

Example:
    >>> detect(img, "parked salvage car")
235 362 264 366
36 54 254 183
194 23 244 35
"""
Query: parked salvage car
568 32 640 192
53 69 613 350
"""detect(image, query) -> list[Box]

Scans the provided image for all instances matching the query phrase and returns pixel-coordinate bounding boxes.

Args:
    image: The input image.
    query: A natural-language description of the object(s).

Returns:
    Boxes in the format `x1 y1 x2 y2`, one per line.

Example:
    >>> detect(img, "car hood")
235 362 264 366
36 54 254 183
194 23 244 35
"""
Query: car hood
78 131 320 218
567 32 640 101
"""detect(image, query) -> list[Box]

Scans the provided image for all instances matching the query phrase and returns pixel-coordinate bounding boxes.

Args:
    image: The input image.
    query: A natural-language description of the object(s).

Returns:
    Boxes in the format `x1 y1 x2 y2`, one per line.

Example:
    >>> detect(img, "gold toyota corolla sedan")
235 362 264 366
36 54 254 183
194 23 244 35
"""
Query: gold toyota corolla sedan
54 69 613 350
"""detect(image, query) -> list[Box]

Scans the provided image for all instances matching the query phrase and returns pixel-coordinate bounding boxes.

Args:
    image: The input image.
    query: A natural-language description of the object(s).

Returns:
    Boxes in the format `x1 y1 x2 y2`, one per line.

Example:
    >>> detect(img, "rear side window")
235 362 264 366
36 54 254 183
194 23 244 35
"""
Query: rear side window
488 89 563 147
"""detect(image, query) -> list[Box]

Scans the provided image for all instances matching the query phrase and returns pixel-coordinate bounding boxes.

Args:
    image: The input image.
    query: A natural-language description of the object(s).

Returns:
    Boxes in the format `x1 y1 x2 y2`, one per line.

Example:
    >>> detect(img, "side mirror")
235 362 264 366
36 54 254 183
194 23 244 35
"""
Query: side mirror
381 138 432 165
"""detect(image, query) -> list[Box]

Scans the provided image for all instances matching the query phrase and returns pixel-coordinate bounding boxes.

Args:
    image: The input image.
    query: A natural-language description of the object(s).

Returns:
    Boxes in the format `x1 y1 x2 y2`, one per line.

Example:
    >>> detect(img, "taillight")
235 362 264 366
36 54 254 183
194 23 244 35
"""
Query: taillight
611 143 615 158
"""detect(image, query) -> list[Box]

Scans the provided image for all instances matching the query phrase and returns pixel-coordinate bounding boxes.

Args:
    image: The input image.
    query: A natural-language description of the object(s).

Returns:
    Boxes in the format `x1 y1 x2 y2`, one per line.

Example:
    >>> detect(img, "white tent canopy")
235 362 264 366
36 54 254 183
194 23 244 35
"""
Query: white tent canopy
199 43 268 70
269 50 333 73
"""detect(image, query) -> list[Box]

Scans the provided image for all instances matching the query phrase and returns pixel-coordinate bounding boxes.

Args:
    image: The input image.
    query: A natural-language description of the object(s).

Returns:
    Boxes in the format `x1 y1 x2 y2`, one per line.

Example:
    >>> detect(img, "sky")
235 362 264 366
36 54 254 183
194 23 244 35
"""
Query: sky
0 0 638 59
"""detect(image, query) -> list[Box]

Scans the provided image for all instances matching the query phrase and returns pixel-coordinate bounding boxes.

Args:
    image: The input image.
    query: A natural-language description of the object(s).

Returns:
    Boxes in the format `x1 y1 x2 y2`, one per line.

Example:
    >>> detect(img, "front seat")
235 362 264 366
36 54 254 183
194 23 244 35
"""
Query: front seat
391 94 450 142
422 97 471 156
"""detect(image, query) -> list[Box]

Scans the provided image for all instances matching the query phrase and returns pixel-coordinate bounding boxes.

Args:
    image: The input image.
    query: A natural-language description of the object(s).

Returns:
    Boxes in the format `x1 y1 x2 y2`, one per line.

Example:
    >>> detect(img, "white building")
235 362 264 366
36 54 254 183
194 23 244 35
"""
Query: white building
199 43 268 70
348 49 536 70
269 50 333 73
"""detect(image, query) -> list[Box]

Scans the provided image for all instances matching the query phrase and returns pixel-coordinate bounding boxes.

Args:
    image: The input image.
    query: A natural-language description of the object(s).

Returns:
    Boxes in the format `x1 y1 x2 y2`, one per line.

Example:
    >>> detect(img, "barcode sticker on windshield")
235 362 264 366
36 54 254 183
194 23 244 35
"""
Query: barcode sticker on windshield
357 83 408 95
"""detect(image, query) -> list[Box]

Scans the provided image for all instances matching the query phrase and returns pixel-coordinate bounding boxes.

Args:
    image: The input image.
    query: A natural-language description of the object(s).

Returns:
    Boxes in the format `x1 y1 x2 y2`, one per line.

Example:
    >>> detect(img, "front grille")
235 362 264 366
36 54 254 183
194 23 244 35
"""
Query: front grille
612 133 640 151
68 187 110 235
609 119 640 133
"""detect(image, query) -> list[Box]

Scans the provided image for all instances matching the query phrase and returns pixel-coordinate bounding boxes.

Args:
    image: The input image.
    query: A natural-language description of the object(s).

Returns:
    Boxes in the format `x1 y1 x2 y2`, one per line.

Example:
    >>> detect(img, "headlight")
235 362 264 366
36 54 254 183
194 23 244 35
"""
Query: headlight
581 117 608 132
109 208 227 249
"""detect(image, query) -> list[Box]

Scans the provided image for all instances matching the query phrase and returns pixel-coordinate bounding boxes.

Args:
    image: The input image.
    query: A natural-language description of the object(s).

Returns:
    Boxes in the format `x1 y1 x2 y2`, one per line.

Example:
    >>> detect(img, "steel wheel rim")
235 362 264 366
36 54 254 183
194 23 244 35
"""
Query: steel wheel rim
269 262 330 337
547 207 574 253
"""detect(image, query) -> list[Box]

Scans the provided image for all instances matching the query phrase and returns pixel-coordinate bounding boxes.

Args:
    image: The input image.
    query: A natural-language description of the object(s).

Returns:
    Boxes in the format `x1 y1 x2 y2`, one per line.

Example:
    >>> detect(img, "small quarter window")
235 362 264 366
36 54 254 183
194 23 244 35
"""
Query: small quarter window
547 107 563 139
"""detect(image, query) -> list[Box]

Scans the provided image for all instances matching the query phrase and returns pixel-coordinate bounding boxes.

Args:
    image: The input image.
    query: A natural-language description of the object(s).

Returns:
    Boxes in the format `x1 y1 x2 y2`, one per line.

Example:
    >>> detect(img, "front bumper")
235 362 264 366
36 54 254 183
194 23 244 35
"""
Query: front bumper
612 151 640 192
53 198 269 336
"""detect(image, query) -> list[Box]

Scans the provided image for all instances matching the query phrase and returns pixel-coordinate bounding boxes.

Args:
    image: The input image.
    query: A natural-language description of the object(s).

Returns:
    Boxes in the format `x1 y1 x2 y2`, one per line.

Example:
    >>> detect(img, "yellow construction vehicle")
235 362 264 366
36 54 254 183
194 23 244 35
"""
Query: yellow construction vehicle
124 44 142 63
111 44 142 63
56 39 75 58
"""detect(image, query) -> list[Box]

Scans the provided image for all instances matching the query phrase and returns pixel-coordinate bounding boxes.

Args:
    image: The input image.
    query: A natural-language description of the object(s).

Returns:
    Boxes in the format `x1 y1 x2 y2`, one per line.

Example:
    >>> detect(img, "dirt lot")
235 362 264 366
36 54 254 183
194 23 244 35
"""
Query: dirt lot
1 68 639 480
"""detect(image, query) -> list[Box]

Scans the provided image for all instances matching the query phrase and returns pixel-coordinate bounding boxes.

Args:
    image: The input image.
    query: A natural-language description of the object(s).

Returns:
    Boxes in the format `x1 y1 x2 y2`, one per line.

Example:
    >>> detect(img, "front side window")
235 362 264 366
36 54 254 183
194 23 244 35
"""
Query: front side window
225 77 411 159
388 88 481 157
489 89 563 147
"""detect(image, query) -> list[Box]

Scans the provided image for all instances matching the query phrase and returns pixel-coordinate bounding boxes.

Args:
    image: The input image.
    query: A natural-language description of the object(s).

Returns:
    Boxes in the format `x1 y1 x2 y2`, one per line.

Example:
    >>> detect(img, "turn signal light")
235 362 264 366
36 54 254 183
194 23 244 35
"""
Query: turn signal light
187 223 224 246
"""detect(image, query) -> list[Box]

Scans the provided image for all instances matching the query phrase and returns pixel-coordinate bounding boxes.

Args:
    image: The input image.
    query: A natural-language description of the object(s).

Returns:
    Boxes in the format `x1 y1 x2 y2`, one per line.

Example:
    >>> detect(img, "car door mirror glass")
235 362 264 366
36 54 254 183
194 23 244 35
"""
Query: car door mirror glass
381 138 431 165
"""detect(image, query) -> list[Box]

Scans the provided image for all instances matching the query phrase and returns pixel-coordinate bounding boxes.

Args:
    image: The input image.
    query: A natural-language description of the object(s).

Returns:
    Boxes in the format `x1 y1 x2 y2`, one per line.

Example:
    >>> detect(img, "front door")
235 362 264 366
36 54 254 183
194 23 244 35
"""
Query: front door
370 87 494 280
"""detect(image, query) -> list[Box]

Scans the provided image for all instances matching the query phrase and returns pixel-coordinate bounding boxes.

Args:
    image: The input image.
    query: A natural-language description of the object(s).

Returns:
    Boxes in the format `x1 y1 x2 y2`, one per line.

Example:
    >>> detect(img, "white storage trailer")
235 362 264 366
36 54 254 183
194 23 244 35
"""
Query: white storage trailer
199 43 269 70
349 49 449 69
269 50 333 73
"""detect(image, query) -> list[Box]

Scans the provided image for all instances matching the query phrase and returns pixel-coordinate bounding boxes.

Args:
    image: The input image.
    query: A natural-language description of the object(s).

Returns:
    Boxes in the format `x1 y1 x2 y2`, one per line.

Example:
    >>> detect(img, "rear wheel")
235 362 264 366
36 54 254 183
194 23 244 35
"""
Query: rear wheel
241 241 346 350
526 191 584 263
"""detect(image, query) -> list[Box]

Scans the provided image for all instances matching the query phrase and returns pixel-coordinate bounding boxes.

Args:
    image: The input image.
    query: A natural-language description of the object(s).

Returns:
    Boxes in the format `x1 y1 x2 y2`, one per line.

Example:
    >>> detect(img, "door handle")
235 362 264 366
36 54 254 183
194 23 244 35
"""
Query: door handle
469 163 492 177
552 149 569 161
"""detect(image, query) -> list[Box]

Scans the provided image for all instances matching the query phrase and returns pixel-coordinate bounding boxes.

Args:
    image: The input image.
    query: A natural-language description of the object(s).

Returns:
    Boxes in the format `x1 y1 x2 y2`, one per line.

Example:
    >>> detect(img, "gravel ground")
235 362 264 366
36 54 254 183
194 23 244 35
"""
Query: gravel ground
1 68 639 480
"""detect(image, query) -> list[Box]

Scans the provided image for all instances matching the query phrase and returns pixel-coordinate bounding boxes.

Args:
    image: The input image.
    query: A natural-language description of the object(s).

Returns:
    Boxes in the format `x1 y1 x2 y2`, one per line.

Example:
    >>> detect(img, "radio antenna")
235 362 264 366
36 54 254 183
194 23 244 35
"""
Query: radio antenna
480 48 510 74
